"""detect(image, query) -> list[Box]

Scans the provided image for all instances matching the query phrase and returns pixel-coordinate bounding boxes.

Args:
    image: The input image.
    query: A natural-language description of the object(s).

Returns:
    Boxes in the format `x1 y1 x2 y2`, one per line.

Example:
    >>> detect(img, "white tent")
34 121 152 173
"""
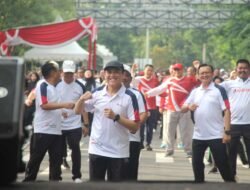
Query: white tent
96 44 117 67
24 41 89 62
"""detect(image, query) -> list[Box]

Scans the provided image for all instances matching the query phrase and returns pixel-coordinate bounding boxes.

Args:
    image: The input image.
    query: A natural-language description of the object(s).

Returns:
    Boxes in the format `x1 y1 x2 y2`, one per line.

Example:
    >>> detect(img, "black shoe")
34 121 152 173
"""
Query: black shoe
22 178 35 183
186 152 192 158
146 144 153 151
18 161 26 173
62 158 70 169
140 143 145 150
208 167 218 174
165 151 174 157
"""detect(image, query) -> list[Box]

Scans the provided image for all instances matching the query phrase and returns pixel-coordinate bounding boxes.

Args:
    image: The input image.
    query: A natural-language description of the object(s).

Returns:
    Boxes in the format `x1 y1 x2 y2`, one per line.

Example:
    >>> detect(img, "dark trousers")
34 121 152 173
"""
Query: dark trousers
140 109 158 145
124 141 141 181
62 128 82 180
192 139 235 183
229 124 250 176
238 139 248 165
24 133 62 181
89 154 127 182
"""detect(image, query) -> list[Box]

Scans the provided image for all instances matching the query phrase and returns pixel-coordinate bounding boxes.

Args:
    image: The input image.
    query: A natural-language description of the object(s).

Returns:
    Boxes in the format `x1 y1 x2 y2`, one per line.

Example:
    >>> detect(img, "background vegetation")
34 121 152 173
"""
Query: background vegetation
0 0 249 71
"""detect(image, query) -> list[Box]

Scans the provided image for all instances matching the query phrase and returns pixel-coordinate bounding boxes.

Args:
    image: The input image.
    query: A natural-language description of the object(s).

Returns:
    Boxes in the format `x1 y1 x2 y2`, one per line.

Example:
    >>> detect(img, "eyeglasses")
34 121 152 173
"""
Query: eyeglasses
199 72 212 75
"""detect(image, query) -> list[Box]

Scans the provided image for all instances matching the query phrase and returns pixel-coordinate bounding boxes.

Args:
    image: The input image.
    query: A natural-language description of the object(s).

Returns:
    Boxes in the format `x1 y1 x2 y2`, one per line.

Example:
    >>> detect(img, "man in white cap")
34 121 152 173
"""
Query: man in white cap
56 60 89 183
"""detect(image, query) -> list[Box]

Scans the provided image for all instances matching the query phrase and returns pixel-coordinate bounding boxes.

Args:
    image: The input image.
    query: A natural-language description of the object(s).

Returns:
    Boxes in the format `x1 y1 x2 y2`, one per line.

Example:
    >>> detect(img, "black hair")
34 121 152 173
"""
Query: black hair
29 71 40 83
144 64 154 69
41 61 58 79
187 66 197 73
198 63 214 73
213 76 224 83
236 59 250 67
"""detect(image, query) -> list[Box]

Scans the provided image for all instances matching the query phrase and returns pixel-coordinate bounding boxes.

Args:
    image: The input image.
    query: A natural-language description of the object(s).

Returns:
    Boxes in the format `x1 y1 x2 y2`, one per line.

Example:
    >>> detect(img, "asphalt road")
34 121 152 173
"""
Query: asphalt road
14 126 250 187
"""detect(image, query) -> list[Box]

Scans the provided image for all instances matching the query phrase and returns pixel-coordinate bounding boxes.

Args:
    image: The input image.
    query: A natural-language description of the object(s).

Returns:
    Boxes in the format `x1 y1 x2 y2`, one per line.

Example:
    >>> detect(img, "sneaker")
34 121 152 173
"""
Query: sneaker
208 167 218 174
140 143 145 150
177 143 184 149
165 151 174 157
18 161 26 173
62 158 70 169
234 175 239 182
146 144 153 151
242 164 249 168
186 152 192 158
74 178 82 183
160 143 166 149
22 178 34 183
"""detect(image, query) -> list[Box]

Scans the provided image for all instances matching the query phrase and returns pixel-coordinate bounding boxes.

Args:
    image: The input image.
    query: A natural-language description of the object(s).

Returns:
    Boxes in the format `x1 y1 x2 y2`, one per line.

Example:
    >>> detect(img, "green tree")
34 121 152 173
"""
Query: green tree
98 28 135 63
0 0 76 56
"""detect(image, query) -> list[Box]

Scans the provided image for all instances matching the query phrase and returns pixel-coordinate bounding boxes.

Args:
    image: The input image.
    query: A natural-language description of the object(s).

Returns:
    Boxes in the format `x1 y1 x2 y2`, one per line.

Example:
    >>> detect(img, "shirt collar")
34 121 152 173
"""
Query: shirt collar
235 77 250 83
198 81 214 91
100 84 126 97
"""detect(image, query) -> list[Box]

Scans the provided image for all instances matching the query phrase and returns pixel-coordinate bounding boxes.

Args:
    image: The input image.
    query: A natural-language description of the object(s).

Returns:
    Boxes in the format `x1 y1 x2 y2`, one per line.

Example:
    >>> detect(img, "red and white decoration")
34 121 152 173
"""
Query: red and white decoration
0 17 97 69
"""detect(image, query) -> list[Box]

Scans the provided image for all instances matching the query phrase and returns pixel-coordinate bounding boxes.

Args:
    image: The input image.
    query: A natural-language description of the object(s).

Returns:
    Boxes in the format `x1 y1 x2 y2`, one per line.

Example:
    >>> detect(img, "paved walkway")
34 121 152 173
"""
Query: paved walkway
17 127 250 183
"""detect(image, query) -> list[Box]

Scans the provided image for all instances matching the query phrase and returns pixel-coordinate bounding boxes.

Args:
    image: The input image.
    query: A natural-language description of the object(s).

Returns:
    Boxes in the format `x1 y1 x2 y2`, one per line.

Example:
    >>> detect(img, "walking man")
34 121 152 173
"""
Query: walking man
147 63 197 157
220 59 250 180
181 63 235 183
123 64 148 180
131 64 159 151
74 61 140 181
23 61 74 182
56 60 89 183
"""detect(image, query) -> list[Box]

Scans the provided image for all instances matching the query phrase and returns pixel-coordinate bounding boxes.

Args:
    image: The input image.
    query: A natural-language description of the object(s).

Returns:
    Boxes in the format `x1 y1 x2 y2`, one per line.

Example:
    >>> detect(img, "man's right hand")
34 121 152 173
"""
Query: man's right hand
188 104 199 111
80 91 92 101
64 103 75 109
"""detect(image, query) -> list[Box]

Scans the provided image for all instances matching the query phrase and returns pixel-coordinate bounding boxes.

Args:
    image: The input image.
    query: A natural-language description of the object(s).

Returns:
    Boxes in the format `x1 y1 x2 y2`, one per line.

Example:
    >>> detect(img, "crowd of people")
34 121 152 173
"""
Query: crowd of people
21 58 250 183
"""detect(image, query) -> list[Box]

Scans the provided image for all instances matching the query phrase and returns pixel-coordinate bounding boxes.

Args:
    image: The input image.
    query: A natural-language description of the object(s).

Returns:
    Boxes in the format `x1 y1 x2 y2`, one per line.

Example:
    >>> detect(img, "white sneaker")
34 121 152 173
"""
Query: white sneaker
74 178 82 183
234 175 239 182
242 164 249 168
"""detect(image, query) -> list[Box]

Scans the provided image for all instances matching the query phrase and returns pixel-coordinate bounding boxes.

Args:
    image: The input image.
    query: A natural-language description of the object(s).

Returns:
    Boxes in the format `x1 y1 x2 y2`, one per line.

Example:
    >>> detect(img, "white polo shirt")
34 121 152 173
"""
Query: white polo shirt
33 79 61 135
128 88 147 142
56 79 86 130
220 77 250 124
84 85 140 158
184 82 230 140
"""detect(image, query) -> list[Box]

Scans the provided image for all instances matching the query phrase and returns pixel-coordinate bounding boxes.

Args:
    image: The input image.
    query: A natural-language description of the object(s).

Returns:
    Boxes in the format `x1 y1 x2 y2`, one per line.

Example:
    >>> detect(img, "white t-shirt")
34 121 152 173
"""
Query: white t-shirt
33 79 61 135
128 88 147 142
85 85 140 158
220 77 250 124
184 82 229 140
56 79 86 130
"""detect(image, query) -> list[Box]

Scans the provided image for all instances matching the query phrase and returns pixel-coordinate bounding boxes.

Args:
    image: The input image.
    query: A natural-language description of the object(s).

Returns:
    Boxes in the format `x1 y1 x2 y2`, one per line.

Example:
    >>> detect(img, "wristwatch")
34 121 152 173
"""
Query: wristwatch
224 130 231 135
83 123 89 128
113 114 120 122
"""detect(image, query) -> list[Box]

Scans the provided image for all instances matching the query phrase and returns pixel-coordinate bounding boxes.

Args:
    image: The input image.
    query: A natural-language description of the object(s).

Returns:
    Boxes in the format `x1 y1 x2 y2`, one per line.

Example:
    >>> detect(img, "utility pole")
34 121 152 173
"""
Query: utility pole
202 43 206 64
145 28 150 59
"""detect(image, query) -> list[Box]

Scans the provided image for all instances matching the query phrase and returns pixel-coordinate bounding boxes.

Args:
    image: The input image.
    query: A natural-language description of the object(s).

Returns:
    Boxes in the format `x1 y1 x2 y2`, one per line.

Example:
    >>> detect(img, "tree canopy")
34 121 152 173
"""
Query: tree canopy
0 1 249 71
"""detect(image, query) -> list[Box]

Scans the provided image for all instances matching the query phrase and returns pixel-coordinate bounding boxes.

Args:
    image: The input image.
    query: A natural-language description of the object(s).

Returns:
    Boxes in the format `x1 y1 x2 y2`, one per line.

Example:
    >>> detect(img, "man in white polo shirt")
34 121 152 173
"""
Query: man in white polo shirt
23 61 75 182
74 61 140 181
220 59 250 179
181 63 235 183
122 64 148 181
56 60 89 183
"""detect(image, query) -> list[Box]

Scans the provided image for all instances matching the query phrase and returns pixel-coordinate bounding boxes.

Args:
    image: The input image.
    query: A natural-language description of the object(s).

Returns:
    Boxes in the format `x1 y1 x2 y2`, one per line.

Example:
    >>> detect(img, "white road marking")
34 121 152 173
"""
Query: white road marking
156 153 174 163
40 167 49 175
